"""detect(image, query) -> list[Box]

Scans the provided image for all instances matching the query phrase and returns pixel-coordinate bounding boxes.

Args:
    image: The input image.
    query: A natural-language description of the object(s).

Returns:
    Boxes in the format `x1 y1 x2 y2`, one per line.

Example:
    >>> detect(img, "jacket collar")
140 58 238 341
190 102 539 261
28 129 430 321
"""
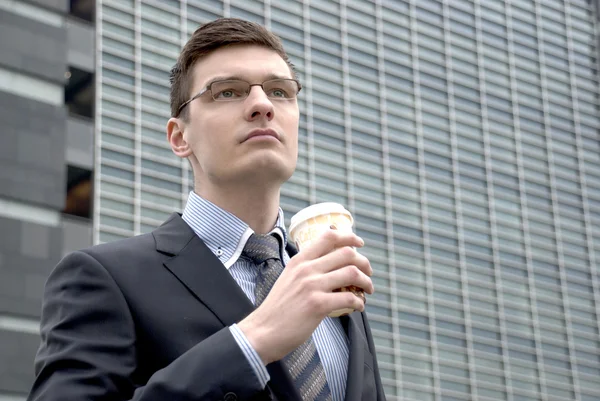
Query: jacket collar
181 191 288 269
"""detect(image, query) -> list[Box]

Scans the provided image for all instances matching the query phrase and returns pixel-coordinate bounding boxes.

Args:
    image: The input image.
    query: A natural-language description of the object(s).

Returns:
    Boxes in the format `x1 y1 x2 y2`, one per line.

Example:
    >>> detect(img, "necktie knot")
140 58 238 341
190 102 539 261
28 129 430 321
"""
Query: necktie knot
242 233 281 265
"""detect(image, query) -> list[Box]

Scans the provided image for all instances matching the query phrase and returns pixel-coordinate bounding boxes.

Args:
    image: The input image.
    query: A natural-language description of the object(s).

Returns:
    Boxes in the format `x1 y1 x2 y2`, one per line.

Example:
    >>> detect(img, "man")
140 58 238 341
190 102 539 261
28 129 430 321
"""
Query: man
28 18 385 401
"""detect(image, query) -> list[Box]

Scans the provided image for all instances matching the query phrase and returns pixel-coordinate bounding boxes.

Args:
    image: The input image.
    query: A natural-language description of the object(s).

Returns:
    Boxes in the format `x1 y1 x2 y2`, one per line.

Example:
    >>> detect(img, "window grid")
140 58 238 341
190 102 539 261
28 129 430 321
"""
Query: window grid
374 0 404 397
474 2 516 400
442 1 481 399
565 3 600 399
134 0 143 237
506 2 551 400
536 0 586 398
411 1 448 400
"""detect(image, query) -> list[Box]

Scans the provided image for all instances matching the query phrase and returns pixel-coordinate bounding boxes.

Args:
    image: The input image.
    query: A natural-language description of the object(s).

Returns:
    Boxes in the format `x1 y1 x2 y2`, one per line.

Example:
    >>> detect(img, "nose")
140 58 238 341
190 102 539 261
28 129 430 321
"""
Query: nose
244 85 275 122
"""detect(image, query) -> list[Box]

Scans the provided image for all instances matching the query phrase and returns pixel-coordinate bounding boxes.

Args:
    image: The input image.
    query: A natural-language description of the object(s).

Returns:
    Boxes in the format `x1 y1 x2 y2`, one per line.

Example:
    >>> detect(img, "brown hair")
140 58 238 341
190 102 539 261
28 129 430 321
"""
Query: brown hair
170 18 296 119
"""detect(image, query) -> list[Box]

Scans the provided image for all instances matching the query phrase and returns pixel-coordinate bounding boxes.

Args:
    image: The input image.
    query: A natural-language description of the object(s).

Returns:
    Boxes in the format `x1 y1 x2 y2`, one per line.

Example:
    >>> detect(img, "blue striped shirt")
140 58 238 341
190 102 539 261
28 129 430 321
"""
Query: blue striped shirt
182 191 349 401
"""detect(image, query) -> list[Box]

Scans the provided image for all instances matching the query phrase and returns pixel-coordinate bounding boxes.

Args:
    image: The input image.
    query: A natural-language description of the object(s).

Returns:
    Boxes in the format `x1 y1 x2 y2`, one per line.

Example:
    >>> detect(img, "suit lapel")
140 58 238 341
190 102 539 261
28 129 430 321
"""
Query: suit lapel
155 213 254 326
155 214 301 401
342 312 368 401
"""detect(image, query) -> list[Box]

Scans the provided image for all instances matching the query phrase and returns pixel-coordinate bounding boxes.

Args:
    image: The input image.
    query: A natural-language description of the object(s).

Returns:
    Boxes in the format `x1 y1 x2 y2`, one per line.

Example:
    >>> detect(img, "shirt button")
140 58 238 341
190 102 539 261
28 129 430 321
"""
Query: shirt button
223 392 237 401
216 248 224 256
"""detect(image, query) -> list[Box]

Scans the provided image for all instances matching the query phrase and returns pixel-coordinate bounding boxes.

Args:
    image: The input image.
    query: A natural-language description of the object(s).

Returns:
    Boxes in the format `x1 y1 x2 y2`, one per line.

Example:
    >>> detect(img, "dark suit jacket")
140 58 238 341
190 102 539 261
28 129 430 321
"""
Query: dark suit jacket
28 213 386 401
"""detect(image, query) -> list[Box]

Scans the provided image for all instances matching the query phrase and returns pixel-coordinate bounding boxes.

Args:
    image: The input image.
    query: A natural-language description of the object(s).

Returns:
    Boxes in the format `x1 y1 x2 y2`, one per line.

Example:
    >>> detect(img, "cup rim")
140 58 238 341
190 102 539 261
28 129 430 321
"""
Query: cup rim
289 202 353 237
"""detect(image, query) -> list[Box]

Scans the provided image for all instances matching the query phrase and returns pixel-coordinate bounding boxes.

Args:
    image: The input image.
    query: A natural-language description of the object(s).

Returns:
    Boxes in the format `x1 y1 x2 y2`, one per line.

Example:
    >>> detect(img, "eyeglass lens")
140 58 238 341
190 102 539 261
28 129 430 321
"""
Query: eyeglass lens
211 79 299 101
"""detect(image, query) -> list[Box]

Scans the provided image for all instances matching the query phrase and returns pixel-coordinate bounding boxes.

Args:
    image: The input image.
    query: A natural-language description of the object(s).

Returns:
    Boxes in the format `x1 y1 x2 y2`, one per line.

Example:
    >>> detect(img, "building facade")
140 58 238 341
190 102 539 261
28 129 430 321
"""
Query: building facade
0 0 95 399
95 1 600 400
1 0 599 400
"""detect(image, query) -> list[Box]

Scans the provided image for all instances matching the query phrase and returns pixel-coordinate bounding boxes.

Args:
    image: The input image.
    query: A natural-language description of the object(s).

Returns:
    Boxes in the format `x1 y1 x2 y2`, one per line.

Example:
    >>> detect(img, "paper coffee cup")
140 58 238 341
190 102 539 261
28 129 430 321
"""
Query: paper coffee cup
289 203 365 317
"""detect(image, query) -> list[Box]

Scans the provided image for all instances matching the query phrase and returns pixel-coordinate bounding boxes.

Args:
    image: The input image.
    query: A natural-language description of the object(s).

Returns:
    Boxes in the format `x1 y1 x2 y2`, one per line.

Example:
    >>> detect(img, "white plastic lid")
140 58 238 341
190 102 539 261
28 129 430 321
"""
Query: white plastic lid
289 202 353 235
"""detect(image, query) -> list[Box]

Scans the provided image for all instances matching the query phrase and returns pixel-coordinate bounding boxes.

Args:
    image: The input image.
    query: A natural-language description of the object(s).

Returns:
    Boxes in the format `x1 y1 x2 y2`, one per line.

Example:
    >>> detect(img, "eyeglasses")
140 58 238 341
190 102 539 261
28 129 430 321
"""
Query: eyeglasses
176 78 302 116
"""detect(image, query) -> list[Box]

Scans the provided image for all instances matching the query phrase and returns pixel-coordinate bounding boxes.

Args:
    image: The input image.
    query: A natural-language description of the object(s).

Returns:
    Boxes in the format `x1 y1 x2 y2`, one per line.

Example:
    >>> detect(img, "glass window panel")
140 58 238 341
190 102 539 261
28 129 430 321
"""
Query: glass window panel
438 348 468 363
140 190 181 209
474 355 504 370
434 305 464 319
141 142 175 160
509 349 537 362
440 380 470 395
398 311 429 325
399 326 431 340
436 319 465 333
140 207 171 222
141 175 181 193
102 164 134 181
101 148 134 165
100 196 134 214
401 356 432 371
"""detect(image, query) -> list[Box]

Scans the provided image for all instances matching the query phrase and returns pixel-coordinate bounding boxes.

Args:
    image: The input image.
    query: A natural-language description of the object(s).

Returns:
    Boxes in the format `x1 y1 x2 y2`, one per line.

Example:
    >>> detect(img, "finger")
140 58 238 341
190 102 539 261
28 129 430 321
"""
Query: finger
320 265 374 295
312 246 372 276
295 229 364 261
321 290 366 314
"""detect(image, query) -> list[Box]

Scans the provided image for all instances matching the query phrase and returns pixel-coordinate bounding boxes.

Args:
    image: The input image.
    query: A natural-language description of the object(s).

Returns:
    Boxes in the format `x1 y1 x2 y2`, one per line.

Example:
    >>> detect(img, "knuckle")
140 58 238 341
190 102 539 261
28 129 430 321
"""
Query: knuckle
312 295 328 315
304 276 318 291
358 253 370 265
349 265 361 281
322 229 337 242
365 279 374 294
348 292 362 309
296 262 309 276
349 292 364 310
358 257 372 275
306 293 320 310
341 246 355 259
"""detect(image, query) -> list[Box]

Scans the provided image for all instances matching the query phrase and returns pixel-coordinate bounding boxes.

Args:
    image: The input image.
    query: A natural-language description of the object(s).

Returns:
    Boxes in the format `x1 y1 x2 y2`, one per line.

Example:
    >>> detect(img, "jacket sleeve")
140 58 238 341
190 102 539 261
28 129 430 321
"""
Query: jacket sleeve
361 311 387 401
28 250 267 401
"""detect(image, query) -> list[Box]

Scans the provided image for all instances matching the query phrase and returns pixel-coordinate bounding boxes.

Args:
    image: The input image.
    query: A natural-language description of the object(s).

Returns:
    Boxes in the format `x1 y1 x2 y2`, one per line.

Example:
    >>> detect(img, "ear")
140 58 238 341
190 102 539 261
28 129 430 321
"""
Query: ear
166 117 193 158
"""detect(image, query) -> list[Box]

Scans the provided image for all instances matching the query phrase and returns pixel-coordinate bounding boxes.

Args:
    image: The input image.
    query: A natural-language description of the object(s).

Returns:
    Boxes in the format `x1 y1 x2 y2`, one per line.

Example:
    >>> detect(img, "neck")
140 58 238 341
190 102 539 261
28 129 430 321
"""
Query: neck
194 182 281 235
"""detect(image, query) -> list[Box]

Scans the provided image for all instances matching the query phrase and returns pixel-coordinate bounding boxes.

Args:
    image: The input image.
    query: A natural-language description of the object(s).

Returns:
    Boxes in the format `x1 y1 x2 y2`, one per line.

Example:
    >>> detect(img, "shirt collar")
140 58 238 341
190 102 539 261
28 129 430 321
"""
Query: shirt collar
181 191 288 269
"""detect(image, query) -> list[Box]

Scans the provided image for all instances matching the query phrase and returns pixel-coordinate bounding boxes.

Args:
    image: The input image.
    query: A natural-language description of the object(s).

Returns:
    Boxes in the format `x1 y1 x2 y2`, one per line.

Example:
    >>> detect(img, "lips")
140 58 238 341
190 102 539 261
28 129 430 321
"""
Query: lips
244 128 279 142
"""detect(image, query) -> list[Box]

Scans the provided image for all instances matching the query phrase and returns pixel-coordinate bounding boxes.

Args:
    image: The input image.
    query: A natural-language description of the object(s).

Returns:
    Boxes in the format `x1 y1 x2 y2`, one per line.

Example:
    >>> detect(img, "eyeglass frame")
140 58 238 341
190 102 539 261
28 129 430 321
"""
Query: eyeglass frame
175 78 302 117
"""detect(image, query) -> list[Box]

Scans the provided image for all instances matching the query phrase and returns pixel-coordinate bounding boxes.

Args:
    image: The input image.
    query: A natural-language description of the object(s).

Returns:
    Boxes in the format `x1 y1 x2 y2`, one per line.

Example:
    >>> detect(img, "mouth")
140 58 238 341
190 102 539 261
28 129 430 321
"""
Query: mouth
244 128 280 142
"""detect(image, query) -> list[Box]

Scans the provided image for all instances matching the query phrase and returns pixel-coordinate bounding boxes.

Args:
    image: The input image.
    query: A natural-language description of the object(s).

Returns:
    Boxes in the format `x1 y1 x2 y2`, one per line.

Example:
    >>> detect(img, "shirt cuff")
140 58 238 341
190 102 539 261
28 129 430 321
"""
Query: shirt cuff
230 324 270 387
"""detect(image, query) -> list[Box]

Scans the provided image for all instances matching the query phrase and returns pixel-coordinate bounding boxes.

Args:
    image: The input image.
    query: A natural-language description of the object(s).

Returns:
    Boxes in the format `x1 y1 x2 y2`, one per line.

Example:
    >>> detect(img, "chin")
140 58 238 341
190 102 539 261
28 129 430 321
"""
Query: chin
236 159 294 185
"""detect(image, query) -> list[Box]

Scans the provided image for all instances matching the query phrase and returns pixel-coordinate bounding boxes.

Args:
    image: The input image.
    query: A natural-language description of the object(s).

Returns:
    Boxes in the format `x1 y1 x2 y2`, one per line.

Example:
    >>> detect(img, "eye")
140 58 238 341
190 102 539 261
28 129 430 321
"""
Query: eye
214 88 243 99
269 88 288 98
211 80 248 100
264 80 298 99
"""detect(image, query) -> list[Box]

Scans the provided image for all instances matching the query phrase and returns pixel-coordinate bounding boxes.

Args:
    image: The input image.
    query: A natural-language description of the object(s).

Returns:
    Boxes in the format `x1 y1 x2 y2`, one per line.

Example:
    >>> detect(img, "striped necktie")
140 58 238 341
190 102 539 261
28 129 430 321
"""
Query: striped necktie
243 233 333 401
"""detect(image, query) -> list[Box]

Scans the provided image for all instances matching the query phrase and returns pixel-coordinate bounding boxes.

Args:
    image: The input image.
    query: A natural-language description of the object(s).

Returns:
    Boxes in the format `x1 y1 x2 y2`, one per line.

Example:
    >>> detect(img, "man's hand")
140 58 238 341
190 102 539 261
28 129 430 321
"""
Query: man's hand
237 229 374 365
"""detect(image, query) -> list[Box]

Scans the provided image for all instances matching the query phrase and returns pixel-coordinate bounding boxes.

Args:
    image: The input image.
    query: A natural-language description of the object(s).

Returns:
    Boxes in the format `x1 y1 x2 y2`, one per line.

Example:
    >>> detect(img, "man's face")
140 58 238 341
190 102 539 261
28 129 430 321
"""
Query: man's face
181 45 299 188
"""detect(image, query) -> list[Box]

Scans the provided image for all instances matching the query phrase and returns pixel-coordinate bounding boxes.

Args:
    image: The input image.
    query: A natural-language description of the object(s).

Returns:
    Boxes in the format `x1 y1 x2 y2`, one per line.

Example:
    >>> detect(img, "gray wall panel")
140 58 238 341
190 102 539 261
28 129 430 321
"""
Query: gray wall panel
0 10 67 83
62 217 93 257
0 92 66 210
27 0 69 14
0 217 63 318
67 20 95 72
0 330 40 394
28 0 69 16
66 117 94 169
0 0 73 398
